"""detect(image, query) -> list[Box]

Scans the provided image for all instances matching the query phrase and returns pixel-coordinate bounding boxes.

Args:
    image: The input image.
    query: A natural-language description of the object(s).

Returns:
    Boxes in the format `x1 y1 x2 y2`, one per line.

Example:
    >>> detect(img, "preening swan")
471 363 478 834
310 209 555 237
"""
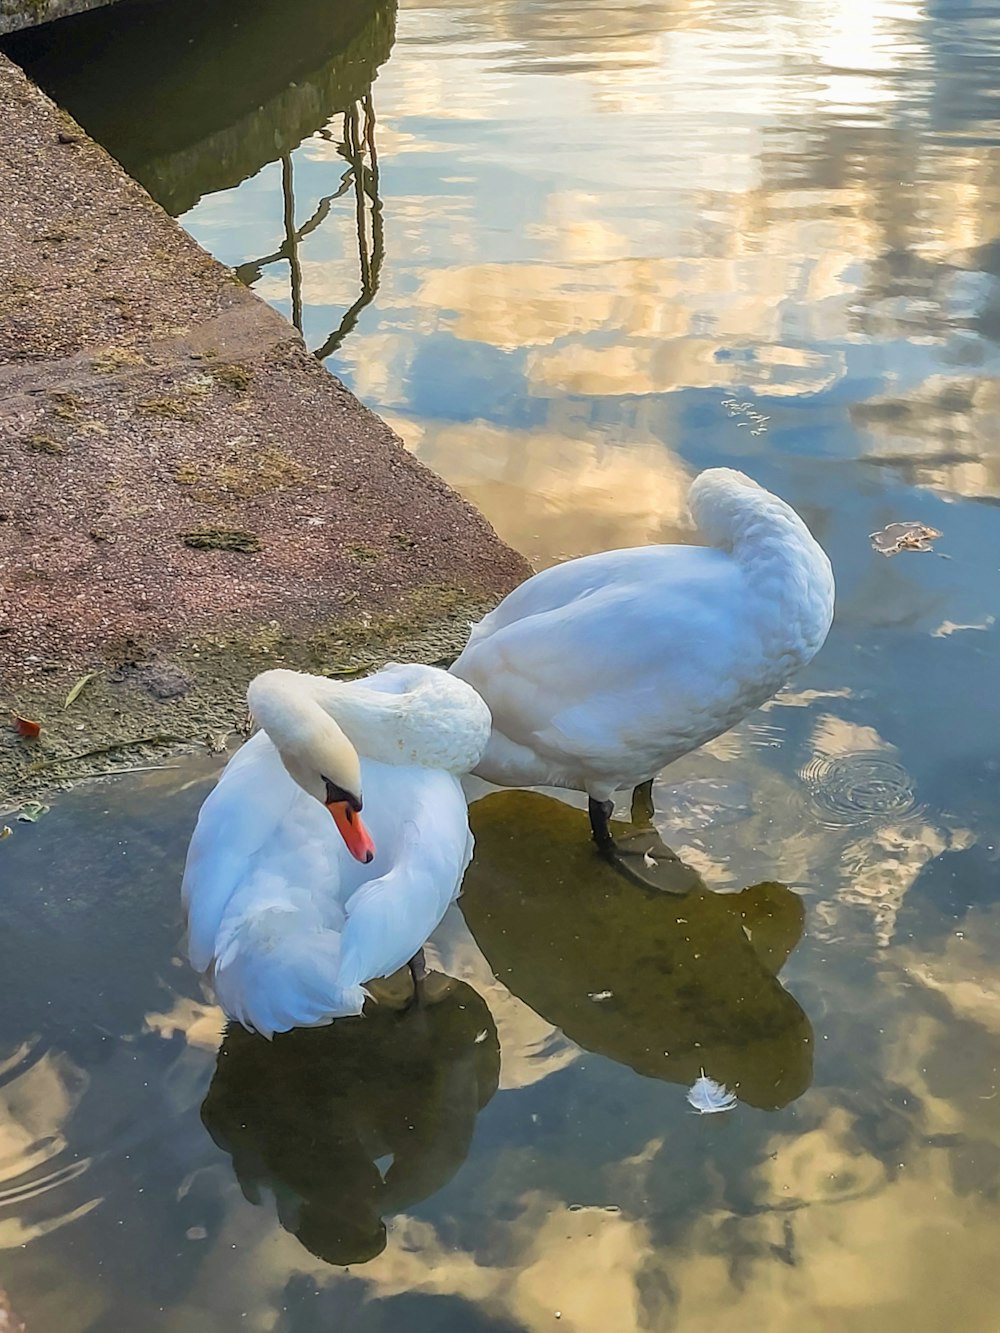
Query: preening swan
451 468 834 885
181 663 492 1037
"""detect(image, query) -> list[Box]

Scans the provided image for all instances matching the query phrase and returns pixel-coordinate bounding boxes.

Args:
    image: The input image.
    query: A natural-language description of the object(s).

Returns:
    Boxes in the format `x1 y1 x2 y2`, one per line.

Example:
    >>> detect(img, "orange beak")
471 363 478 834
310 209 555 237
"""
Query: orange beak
326 800 376 864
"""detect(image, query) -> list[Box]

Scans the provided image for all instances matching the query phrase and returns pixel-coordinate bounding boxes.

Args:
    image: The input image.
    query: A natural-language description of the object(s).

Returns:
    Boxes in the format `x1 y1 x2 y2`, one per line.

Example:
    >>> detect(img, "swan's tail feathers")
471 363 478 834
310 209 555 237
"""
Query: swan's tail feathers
211 907 365 1039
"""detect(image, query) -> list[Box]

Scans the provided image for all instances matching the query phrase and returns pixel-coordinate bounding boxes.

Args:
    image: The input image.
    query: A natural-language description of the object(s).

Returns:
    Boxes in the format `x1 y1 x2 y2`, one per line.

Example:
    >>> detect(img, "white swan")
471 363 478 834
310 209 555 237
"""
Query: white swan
451 468 834 878
181 663 492 1037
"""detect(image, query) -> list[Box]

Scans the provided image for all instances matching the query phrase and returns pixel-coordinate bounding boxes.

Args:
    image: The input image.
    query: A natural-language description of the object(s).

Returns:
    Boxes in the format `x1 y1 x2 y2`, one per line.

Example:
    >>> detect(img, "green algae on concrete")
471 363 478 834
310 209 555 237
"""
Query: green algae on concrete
1 586 501 808
179 528 262 553
0 53 531 803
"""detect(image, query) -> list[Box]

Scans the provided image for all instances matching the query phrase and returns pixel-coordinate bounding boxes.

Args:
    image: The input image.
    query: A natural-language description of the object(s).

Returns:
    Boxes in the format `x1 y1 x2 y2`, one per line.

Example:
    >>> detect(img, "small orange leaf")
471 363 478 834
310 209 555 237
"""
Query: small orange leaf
11 714 41 740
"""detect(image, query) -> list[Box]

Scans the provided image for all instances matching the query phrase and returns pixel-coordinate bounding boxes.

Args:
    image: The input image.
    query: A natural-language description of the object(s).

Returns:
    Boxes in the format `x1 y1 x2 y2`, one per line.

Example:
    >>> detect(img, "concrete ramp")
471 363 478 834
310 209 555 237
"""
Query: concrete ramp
0 54 530 798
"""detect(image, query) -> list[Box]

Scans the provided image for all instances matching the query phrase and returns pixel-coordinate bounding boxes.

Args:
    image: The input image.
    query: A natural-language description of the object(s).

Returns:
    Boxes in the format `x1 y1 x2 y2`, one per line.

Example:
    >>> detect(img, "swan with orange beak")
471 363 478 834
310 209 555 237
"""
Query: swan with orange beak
181 664 492 1037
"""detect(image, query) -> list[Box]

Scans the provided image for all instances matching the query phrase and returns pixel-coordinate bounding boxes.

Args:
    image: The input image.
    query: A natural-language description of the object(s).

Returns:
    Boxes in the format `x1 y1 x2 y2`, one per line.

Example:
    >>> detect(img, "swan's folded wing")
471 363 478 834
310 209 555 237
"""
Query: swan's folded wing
211 885 366 1037
337 781 473 989
460 546 677 649
456 552 751 770
189 758 359 1036
182 734 312 974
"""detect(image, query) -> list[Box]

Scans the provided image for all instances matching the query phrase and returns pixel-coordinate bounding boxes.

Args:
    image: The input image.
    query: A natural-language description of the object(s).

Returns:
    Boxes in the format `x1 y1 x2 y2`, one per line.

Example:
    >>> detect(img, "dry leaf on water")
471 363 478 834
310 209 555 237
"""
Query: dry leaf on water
16 802 49 824
870 521 943 556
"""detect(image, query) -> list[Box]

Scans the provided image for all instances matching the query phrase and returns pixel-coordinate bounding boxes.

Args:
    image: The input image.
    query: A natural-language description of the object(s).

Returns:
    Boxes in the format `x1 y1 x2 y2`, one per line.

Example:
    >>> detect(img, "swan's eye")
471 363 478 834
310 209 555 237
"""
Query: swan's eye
322 777 362 812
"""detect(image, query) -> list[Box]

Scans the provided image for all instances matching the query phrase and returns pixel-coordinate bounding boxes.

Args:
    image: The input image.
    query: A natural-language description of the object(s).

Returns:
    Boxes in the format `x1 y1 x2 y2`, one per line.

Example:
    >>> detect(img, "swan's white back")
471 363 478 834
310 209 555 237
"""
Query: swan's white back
451 468 834 800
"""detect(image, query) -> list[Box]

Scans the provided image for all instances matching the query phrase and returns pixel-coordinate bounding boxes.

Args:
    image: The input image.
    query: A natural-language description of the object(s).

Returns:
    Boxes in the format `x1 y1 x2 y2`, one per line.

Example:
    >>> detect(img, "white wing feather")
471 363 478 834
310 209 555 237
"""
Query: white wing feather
686 1069 738 1114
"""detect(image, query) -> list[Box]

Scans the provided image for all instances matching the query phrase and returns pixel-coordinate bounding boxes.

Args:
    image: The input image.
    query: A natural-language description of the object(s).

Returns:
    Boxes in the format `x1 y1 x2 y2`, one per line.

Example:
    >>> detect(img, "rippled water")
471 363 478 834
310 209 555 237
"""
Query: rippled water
4 0 1000 1328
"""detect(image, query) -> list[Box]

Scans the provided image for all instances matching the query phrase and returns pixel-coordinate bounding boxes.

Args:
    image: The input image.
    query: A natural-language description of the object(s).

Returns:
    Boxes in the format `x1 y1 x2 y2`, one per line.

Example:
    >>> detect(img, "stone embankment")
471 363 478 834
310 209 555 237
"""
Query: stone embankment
0 54 530 802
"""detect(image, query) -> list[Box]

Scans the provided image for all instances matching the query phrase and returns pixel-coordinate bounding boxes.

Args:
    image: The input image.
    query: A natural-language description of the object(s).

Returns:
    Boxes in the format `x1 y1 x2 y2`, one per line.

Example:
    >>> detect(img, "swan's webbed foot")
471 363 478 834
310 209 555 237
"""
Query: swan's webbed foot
588 795 700 895
408 947 429 985
403 951 456 1008
609 827 703 895
367 954 455 1011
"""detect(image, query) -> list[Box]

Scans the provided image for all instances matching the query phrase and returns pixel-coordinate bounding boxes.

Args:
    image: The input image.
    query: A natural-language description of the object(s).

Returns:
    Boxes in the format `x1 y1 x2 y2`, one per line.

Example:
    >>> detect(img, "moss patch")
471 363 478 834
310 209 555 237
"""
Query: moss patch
180 527 261 552
173 445 308 504
1 0 51 21
27 434 65 455
211 363 253 392
348 543 381 563
49 390 85 421
138 396 194 420
92 347 147 374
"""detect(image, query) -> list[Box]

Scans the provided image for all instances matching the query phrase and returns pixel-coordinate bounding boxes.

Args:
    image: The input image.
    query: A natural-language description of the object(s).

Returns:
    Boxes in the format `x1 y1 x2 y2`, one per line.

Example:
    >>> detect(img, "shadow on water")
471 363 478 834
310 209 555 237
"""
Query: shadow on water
201 978 500 1266
2 0 396 217
461 790 814 1110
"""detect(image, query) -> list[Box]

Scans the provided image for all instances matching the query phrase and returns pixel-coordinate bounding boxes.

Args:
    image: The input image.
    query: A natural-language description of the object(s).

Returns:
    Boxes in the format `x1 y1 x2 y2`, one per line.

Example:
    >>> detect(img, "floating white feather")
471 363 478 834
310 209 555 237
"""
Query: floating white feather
686 1069 738 1114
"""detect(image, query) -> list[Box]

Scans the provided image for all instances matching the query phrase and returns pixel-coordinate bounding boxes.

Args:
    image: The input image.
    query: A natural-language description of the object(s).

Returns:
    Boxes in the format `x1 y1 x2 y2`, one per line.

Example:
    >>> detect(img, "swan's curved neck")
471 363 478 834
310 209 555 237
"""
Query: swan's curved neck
302 675 421 766
247 673 354 763
250 667 486 772
689 469 835 660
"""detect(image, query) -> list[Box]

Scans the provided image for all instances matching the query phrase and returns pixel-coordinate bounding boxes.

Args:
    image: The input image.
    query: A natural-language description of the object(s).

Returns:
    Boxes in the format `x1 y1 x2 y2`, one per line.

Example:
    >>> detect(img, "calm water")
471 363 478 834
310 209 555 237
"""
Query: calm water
4 0 1000 1328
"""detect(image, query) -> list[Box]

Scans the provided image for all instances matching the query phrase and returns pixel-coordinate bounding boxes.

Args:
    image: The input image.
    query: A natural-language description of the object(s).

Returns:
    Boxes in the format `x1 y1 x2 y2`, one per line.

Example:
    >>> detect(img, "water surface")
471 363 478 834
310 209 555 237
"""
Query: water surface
3 0 1000 1328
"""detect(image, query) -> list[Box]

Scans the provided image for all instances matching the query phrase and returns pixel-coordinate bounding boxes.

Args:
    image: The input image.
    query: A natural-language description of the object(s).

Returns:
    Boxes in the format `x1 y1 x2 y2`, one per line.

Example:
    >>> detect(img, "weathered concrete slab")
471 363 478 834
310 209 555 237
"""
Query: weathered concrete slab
0 0 122 37
3 0 395 216
0 54 531 802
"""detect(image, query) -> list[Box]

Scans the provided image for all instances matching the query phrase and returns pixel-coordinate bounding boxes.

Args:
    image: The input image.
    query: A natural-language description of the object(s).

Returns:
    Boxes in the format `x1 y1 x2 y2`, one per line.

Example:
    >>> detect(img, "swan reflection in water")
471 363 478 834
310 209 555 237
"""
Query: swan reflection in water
461 790 814 1110
201 977 499 1265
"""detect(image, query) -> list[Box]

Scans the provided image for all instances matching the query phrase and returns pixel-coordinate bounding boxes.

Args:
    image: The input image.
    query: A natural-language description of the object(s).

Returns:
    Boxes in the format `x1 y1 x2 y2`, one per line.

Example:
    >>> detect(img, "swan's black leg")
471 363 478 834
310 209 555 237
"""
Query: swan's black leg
408 948 428 985
588 797 615 851
631 779 655 826
590 792 699 896
405 948 428 1008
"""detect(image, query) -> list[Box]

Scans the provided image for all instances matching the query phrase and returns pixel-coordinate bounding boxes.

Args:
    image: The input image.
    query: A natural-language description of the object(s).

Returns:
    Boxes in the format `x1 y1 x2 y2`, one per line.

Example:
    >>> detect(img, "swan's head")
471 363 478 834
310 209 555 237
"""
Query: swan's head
281 727 375 866
247 672 376 864
687 468 763 547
